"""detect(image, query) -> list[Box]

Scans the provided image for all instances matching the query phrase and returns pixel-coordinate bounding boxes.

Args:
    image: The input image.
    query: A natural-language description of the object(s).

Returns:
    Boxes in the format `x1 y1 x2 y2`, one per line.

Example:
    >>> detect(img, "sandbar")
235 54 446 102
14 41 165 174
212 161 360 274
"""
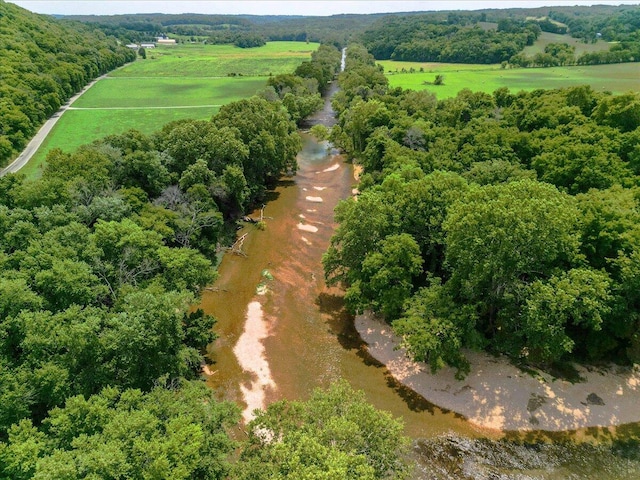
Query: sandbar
297 223 319 233
318 163 340 173
234 301 276 423
356 312 640 432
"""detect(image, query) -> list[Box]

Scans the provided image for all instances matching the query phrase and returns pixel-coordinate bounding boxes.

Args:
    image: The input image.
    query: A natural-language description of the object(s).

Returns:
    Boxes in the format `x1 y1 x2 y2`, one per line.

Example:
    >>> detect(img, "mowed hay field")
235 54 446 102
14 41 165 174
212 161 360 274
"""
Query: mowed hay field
381 61 640 99
26 42 319 177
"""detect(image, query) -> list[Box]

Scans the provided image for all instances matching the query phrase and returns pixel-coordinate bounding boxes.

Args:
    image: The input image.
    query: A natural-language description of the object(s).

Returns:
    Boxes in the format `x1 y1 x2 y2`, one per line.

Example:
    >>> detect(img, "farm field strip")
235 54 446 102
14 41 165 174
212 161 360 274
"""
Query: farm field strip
71 76 267 108
25 106 221 178
67 105 223 110
378 60 494 73
24 41 319 178
110 41 320 78
102 76 231 79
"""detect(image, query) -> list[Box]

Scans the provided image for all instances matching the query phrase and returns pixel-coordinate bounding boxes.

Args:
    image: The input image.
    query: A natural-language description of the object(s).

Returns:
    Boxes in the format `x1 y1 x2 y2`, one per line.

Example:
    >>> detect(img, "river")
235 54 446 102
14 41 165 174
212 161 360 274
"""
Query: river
200 128 481 440
199 73 640 479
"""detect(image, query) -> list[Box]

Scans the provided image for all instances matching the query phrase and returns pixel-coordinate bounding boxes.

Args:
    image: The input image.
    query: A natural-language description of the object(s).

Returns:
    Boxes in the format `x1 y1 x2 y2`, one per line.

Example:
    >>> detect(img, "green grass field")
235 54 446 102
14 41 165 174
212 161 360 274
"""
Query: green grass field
111 41 320 77
72 77 266 108
380 61 640 99
23 107 221 179
24 42 318 178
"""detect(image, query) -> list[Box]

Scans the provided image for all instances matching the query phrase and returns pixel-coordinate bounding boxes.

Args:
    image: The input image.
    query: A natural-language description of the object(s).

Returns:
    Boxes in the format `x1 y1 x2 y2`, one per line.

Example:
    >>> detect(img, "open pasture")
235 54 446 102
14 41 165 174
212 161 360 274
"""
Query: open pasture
72 77 266 108
24 106 220 178
381 61 640 99
110 41 320 77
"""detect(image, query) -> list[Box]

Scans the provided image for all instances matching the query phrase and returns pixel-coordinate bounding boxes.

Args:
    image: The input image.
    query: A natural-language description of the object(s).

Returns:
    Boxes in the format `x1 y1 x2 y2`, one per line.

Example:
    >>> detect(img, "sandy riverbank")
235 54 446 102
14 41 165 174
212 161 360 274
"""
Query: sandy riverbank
356 311 640 432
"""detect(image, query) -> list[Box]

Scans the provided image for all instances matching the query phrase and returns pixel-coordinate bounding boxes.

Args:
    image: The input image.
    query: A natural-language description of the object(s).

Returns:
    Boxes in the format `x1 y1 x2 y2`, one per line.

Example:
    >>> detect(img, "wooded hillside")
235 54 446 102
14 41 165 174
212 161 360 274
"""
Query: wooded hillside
67 4 639 48
0 1 136 167
357 5 640 65
63 4 640 69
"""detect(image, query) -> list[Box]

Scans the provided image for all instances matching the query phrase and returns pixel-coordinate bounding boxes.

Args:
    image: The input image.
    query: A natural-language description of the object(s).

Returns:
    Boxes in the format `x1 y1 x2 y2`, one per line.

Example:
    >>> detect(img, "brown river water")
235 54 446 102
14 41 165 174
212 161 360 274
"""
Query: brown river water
201 131 484 439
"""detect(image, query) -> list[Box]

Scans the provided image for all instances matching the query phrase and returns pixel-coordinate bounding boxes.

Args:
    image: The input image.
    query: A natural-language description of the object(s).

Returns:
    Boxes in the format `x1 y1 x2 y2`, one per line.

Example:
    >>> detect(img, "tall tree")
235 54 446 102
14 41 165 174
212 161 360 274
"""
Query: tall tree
234 381 410 480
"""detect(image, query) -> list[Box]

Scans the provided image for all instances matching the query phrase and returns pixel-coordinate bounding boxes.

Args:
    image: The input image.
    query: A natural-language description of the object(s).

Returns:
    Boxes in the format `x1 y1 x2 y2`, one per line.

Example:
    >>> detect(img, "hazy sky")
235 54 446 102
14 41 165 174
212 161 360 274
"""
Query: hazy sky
9 0 640 17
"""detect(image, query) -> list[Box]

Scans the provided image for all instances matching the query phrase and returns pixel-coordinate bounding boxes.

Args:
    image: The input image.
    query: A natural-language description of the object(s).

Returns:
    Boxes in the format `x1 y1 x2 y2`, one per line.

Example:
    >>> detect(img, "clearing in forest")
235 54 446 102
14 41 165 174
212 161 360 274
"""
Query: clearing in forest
522 31 612 56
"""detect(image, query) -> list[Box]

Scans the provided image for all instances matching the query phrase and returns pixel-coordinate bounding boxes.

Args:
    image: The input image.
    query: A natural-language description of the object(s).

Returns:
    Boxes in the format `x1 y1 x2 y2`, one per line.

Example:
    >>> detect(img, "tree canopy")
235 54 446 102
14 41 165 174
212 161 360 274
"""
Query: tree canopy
325 44 640 374
0 381 240 480
234 381 410 480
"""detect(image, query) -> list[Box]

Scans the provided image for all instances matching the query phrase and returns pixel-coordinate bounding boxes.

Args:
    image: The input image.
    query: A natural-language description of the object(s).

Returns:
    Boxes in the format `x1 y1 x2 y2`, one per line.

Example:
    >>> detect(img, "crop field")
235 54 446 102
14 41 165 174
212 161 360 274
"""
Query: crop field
25 42 317 177
380 61 640 99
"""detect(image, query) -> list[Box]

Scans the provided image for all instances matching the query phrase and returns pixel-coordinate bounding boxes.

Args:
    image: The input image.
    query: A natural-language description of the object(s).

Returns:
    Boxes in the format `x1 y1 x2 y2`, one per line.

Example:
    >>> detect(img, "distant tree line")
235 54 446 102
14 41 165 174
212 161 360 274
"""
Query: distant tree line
548 6 640 42
63 13 254 43
65 11 381 48
0 2 136 167
325 44 640 376
358 14 541 64
64 4 640 64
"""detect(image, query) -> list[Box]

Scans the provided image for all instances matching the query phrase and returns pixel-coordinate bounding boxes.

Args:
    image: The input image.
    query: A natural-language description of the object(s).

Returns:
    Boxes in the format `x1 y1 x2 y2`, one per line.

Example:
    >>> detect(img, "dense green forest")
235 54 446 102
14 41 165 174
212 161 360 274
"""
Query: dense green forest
358 7 640 66
0 1 136 167
547 5 640 41
2 1 640 476
0 7 410 473
359 15 541 63
325 44 640 376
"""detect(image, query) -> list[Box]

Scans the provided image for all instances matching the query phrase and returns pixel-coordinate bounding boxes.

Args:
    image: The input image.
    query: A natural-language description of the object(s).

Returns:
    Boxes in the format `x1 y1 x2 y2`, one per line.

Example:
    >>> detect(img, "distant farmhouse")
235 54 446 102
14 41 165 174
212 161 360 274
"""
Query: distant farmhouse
157 36 176 45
